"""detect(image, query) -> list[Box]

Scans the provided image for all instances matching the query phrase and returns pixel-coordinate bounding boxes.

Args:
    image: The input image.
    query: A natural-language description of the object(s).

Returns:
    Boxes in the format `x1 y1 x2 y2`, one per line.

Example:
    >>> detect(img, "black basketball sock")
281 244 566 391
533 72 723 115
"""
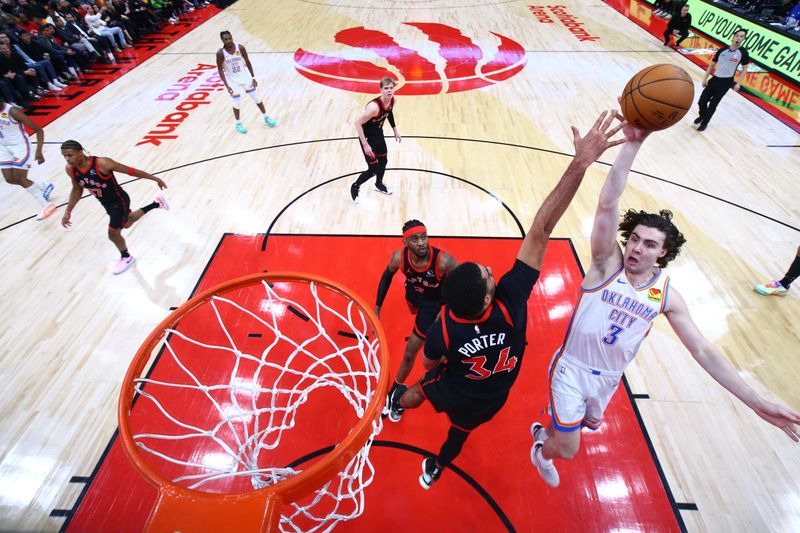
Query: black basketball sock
437 426 470 467
140 201 159 213
354 169 374 186
779 254 800 289
121 249 130 258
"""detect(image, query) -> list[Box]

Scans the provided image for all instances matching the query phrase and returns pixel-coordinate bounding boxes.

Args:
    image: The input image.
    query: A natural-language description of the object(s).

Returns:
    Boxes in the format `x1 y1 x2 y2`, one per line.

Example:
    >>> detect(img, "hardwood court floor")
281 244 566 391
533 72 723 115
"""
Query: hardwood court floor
0 1 797 531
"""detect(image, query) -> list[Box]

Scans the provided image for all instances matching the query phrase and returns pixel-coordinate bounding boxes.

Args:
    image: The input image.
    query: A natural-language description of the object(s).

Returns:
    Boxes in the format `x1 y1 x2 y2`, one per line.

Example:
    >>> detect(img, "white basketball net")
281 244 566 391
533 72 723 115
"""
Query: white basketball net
130 279 384 533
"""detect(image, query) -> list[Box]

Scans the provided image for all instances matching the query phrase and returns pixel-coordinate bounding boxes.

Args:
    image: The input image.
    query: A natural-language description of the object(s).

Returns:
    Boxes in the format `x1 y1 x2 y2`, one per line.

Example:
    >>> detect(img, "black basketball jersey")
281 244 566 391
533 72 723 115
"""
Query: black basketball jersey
362 96 394 139
424 260 540 398
403 247 444 303
71 156 127 207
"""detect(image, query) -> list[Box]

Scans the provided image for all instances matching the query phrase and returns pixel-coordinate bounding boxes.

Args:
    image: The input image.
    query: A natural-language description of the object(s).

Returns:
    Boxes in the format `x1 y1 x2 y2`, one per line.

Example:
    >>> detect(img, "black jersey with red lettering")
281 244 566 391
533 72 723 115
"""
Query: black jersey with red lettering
362 96 394 139
423 260 540 398
71 157 127 207
403 246 444 304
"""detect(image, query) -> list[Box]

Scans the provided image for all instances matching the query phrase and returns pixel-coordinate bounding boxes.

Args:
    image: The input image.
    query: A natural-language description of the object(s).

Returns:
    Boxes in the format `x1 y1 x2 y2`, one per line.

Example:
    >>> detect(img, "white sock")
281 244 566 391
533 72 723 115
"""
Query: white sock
25 182 47 206
235 120 242 125
536 446 553 466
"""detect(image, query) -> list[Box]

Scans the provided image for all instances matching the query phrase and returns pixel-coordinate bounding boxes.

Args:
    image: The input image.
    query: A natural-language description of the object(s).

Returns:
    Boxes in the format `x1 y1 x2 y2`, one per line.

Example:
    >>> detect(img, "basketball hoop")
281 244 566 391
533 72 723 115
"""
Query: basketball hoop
118 272 390 532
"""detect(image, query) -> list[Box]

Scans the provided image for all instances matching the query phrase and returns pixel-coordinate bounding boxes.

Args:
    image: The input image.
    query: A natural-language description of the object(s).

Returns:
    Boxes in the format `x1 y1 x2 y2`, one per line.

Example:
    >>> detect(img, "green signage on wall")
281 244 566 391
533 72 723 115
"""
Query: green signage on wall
691 3 799 84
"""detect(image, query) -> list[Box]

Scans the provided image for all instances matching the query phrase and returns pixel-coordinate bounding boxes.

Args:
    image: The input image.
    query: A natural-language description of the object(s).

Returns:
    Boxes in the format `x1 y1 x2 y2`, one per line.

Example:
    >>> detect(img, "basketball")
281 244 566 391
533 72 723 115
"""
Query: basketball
620 64 695 130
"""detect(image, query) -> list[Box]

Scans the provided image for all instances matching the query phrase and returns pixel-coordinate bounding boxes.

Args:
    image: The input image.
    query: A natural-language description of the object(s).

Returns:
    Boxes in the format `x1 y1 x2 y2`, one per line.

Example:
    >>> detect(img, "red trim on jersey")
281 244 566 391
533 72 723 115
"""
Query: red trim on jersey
405 247 434 274
448 302 492 324
495 299 513 328
440 317 449 350
94 157 113 180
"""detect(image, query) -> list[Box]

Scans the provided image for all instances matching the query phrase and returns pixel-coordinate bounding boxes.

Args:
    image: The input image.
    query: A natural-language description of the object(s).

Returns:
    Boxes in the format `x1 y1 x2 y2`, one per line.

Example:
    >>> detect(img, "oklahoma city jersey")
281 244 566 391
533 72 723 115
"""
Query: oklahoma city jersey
558 265 670 372
221 43 249 83
0 103 27 146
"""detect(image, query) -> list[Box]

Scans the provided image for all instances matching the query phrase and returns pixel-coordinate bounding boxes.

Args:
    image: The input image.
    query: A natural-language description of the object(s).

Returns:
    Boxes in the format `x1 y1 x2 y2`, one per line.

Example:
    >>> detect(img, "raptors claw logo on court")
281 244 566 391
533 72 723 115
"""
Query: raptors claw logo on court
294 23 526 95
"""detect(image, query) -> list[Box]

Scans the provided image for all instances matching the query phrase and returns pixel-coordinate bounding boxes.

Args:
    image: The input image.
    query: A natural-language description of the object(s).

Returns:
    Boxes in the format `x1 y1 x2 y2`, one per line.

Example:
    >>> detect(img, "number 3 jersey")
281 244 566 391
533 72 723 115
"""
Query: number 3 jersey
423 260 540 399
559 265 670 373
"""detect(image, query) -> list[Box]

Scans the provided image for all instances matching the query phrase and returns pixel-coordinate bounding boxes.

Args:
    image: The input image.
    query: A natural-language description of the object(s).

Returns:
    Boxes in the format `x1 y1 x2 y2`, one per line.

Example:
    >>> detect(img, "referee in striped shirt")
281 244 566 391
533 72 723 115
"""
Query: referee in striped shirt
694 28 750 132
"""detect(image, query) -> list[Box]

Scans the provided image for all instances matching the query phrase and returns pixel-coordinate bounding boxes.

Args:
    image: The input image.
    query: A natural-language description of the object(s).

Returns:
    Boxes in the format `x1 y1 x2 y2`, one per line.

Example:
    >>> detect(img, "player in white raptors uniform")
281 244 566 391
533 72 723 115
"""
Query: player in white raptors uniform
215 31 277 134
530 117 800 488
0 100 55 220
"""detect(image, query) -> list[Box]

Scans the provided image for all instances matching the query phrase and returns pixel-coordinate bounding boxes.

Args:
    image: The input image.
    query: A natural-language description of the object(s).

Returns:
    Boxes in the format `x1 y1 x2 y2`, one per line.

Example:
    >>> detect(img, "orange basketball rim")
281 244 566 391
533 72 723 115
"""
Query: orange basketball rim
117 272 391 532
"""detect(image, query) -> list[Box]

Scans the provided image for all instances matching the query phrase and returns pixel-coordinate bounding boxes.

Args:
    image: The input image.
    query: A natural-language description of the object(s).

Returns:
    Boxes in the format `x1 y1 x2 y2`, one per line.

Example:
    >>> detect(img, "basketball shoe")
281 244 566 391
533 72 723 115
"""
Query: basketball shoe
530 421 549 444
155 195 170 210
388 383 407 422
693 116 703 125
36 203 56 221
42 182 55 201
264 116 277 127
112 256 136 275
419 457 442 489
531 441 560 488
754 280 788 296
350 183 360 203
235 122 248 134
374 182 392 195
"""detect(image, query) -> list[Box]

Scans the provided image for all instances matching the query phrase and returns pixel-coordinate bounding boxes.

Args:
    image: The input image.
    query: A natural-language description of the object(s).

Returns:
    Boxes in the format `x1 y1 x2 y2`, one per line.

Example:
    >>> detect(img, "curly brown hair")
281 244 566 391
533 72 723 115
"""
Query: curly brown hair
618 209 686 268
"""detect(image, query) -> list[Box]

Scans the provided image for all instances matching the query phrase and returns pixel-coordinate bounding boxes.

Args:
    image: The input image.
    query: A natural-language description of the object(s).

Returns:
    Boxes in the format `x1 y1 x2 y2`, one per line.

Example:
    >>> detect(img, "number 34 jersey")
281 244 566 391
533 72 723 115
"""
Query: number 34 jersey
560 265 670 373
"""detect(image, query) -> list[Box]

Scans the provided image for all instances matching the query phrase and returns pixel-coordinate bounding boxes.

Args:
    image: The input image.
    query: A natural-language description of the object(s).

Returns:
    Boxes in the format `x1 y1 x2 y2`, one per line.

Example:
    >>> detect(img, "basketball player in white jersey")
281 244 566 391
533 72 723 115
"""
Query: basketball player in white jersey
0 99 55 220
216 31 277 134
530 118 800 488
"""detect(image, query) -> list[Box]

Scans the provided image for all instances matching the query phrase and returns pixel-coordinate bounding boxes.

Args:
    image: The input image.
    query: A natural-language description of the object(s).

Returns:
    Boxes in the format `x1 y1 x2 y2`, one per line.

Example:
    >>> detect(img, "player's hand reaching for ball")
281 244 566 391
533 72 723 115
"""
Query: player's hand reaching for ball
618 112 651 143
571 109 626 166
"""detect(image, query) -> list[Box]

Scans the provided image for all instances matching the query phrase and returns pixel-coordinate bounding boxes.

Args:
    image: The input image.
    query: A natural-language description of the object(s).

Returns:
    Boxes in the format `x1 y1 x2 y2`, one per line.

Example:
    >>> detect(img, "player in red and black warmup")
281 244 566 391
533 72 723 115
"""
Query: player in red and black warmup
389 110 627 489
350 76 401 203
60 140 169 275
377 220 458 421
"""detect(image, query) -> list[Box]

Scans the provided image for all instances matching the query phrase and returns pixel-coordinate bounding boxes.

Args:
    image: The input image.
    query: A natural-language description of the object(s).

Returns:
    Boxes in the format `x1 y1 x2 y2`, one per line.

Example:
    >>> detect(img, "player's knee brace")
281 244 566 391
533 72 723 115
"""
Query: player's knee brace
231 95 242 109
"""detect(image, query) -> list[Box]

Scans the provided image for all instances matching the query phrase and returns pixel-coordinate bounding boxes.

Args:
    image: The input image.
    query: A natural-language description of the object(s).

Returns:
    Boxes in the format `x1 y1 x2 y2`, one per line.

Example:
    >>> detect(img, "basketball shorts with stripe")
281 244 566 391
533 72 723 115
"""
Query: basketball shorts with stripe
548 352 621 432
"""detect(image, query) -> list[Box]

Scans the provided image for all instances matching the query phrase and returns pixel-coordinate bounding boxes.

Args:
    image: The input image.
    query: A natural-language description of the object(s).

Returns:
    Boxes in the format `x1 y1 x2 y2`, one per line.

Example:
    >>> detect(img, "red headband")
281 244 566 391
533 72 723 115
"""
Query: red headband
403 224 427 239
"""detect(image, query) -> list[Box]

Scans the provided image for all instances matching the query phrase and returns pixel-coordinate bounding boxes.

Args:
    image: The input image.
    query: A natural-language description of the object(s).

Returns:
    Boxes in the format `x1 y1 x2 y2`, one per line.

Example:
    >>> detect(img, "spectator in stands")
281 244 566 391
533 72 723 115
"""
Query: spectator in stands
85 3 130 51
14 29 68 91
36 23 85 75
0 39 42 100
64 11 116 60
664 4 692 47
654 0 679 19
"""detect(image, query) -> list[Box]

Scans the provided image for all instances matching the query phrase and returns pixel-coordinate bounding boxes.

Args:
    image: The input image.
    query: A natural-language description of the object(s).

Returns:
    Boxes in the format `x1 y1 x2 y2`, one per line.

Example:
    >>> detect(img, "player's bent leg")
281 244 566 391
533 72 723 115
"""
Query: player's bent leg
395 331 424 384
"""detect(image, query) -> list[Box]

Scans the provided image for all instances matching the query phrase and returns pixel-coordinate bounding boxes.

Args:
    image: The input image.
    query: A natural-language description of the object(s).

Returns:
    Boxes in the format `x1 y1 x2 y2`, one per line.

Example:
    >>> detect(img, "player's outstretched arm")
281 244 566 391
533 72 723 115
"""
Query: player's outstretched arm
100 157 167 189
589 118 650 277
665 288 800 441
516 109 626 271
375 250 401 318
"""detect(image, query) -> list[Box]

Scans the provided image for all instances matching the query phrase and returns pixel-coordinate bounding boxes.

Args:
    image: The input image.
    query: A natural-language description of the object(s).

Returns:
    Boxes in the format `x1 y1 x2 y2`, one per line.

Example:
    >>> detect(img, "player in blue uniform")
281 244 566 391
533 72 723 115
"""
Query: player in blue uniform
390 110 628 488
